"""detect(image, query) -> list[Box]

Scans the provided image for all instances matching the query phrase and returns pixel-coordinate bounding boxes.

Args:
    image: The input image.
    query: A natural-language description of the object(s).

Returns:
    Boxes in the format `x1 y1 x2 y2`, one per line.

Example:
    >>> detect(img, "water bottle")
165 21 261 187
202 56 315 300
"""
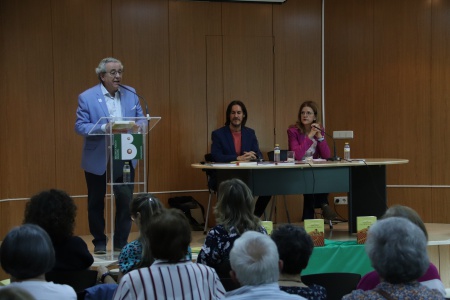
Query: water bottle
344 143 351 161
274 144 281 162
123 162 131 183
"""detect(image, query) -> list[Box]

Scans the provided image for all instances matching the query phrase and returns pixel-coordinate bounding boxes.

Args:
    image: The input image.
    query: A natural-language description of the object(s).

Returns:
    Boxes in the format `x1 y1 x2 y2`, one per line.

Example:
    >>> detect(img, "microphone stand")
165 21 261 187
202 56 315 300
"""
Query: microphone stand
313 126 340 161
119 84 150 120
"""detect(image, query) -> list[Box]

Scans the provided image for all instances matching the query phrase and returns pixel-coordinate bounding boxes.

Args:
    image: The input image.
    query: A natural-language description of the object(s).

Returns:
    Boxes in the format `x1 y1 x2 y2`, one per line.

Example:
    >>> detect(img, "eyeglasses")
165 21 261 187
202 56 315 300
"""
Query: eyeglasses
107 70 124 77
301 111 314 116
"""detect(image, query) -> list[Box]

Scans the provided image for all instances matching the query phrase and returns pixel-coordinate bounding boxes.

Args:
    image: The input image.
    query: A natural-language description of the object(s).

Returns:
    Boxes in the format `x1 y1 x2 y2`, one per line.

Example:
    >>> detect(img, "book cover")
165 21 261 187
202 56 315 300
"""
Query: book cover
357 216 377 244
112 120 135 130
304 219 325 247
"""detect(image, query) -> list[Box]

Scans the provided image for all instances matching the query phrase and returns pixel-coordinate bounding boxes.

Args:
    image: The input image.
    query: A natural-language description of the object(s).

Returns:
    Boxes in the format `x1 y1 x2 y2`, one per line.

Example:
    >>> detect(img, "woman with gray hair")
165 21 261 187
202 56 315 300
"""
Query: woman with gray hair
343 217 444 299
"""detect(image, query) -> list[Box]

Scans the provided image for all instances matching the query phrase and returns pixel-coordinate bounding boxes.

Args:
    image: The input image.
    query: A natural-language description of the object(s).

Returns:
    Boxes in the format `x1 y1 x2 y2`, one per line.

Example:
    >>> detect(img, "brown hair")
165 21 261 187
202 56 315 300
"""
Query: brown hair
290 101 320 134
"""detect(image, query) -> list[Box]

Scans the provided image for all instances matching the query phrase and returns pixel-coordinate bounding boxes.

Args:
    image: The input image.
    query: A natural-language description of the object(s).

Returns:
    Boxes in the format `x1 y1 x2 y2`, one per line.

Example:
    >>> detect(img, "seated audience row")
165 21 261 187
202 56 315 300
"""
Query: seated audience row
1 183 446 300
0 224 77 299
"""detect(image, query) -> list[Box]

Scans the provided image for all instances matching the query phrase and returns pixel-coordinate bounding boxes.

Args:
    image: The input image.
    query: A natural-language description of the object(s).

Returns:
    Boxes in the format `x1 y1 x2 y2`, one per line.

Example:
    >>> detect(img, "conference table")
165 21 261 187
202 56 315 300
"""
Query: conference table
192 158 408 233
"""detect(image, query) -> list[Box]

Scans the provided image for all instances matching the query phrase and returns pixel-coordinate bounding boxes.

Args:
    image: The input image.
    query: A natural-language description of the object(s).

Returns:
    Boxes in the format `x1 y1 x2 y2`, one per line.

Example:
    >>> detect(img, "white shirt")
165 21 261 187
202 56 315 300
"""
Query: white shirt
102 84 122 119
5 280 76 300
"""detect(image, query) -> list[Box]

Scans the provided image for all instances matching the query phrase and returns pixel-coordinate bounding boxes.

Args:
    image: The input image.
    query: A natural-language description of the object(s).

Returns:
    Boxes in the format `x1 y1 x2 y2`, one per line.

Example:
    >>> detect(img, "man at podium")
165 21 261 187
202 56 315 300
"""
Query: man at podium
75 57 145 254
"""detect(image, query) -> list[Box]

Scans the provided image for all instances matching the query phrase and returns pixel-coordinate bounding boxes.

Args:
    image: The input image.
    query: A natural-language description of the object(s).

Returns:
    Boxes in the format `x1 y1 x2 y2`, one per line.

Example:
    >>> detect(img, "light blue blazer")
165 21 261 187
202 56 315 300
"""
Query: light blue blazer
75 84 145 175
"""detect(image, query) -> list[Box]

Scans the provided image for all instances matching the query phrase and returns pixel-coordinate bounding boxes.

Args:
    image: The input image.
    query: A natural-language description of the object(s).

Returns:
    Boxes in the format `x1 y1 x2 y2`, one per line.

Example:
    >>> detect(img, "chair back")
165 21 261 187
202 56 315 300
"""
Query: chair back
45 269 98 293
203 153 217 192
301 272 361 300
267 150 288 161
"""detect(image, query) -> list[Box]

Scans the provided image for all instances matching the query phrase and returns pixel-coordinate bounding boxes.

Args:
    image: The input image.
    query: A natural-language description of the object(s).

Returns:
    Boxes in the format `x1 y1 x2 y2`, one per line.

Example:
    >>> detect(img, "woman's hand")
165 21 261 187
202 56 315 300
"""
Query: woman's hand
311 123 323 139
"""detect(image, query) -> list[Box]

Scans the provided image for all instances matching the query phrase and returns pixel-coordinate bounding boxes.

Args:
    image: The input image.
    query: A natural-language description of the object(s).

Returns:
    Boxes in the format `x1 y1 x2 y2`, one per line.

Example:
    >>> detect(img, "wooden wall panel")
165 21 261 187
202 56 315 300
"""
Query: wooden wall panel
51 0 113 235
325 0 374 159
169 1 222 191
373 0 431 185
431 0 450 185
0 0 55 237
430 0 450 224
222 3 273 36
206 36 225 153
273 0 322 149
223 36 274 156
113 0 170 192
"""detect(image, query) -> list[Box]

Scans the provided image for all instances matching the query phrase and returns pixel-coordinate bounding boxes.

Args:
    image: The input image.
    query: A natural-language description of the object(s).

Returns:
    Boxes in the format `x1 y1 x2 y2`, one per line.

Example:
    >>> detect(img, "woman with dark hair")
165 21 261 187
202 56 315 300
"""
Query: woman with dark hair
271 224 326 300
23 189 93 271
116 194 164 277
343 217 444 299
113 209 225 299
0 224 76 299
287 101 335 221
197 178 267 277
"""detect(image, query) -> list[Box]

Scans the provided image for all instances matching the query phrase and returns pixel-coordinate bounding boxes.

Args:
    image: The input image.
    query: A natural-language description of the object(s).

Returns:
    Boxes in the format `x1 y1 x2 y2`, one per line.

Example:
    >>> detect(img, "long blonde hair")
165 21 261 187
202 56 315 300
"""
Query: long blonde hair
214 178 261 235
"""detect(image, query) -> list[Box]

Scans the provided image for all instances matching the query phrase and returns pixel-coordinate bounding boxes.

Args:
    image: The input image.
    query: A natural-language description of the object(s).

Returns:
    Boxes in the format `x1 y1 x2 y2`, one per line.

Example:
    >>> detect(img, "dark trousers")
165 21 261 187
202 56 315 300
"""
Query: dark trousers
84 160 134 248
302 193 329 220
254 195 272 218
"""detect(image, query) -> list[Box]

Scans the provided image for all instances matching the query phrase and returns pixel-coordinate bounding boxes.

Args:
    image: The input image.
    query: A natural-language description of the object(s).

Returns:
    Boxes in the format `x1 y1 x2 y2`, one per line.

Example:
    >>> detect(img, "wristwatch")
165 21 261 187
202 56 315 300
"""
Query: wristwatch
100 271 111 283
317 137 325 142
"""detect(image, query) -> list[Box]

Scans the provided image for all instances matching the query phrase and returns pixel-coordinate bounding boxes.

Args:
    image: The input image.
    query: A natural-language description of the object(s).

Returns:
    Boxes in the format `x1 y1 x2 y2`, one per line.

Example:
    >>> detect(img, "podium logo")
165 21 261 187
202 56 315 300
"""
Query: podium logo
114 134 143 160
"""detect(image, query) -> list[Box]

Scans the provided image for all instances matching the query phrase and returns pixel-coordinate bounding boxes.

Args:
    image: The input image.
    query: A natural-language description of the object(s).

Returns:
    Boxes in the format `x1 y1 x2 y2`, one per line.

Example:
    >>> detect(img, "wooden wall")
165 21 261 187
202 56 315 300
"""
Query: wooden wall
325 0 450 222
1 0 450 278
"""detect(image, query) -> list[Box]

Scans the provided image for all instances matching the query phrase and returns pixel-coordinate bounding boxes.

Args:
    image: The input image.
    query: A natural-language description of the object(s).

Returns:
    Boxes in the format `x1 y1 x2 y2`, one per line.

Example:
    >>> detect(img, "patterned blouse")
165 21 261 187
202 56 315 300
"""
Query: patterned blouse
342 281 445 299
118 240 142 274
197 225 267 275
280 284 327 300
118 240 193 274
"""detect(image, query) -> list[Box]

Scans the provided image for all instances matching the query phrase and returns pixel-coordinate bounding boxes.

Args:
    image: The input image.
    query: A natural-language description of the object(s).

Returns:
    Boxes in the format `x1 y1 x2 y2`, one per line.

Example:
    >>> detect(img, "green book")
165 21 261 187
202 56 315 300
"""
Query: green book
357 216 377 244
304 219 324 247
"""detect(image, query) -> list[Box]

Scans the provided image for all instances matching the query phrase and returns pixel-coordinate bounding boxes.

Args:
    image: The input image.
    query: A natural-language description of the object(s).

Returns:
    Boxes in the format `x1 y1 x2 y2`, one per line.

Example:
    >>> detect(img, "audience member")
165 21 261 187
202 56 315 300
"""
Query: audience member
342 217 445 299
197 178 267 277
117 193 164 278
210 100 271 217
0 224 76 300
0 286 35 300
113 209 225 299
271 224 326 300
23 189 93 271
356 205 445 296
225 231 305 299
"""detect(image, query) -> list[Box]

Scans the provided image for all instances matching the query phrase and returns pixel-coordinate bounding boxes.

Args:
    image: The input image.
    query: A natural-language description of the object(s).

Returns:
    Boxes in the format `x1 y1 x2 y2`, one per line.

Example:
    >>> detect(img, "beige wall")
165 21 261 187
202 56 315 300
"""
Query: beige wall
1 0 450 279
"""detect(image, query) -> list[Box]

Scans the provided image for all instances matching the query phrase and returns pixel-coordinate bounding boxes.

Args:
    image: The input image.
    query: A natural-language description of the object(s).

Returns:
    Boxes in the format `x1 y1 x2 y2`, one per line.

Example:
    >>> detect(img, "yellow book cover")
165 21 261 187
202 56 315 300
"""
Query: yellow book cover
304 219 325 247
357 216 377 244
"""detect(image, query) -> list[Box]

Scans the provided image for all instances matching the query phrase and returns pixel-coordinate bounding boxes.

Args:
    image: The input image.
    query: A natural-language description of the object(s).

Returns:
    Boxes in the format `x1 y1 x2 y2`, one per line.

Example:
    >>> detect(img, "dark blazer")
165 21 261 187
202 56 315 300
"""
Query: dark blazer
211 126 262 162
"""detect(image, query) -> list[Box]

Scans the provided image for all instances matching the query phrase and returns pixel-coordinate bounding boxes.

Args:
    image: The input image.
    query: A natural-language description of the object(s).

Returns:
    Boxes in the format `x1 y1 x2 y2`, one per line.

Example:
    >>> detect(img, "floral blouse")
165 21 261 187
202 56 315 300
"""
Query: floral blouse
342 281 445 299
197 224 267 274
280 284 327 300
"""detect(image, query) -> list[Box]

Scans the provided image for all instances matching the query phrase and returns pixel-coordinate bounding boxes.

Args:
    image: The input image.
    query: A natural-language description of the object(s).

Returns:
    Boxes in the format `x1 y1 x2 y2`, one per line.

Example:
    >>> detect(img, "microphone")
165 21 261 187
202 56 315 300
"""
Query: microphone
312 125 341 161
119 84 150 119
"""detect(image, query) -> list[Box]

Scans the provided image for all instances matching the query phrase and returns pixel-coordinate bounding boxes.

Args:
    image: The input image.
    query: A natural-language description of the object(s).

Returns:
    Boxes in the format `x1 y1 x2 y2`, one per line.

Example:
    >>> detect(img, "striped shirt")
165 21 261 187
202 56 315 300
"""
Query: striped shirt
113 260 225 300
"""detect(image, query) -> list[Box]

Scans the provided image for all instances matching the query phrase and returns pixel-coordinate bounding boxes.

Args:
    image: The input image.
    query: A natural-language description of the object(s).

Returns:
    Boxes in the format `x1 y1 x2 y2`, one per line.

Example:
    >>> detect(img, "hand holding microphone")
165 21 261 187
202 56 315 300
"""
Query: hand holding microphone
312 124 324 139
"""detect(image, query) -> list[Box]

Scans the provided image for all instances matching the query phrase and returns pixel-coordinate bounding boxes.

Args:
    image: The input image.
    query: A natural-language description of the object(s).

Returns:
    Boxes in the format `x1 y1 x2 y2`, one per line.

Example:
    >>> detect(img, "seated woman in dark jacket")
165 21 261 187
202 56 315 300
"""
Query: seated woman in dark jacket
24 189 93 271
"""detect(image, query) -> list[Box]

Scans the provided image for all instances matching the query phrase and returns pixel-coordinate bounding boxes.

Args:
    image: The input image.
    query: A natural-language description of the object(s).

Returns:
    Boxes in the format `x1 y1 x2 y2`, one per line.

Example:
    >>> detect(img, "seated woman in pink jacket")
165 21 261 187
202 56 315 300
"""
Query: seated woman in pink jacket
287 101 336 221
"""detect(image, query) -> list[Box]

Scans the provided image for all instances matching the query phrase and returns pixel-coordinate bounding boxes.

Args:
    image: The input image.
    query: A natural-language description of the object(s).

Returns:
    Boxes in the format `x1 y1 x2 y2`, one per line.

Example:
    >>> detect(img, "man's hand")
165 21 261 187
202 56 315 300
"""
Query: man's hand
238 151 257 161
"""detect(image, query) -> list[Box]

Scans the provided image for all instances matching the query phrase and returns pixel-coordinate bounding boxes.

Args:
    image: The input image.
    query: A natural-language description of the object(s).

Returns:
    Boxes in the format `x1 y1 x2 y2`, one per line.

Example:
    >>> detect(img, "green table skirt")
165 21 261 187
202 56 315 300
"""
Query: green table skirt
302 240 373 276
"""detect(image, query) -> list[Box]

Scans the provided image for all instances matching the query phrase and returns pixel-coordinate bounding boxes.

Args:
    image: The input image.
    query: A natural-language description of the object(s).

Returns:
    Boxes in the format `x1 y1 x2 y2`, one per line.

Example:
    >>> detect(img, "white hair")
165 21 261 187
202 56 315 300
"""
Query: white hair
230 231 279 286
